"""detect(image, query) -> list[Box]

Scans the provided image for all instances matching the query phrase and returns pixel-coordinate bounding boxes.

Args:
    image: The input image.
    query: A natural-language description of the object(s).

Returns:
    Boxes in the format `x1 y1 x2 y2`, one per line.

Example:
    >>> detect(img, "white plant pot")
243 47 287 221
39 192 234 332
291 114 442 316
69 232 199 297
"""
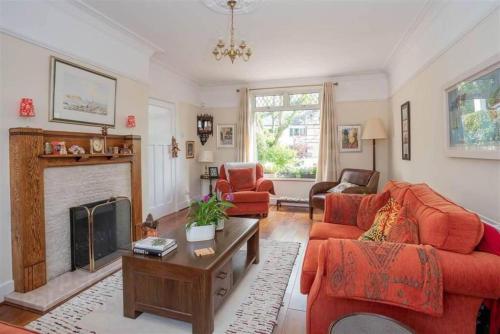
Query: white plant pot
216 219 225 231
186 224 216 242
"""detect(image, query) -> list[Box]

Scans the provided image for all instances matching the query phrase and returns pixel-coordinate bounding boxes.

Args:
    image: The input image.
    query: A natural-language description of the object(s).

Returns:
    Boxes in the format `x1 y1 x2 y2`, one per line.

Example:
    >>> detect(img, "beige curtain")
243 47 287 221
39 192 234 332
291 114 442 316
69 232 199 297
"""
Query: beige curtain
316 82 340 182
237 88 252 162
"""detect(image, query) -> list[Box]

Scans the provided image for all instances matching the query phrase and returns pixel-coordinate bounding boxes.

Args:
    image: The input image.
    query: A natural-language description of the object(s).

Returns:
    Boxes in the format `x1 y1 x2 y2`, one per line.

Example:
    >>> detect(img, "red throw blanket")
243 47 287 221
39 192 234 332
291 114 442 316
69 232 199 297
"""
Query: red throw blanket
325 239 443 316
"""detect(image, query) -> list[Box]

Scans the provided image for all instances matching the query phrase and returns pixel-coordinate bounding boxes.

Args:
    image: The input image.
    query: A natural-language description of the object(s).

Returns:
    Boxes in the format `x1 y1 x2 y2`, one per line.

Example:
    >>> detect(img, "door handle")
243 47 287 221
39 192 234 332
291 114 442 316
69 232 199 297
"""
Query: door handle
217 288 227 297
216 272 227 279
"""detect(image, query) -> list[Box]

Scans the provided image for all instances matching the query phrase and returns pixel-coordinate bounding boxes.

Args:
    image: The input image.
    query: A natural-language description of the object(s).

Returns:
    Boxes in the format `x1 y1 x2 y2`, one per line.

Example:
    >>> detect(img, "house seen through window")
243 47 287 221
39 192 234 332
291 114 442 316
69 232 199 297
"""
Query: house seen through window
253 89 321 179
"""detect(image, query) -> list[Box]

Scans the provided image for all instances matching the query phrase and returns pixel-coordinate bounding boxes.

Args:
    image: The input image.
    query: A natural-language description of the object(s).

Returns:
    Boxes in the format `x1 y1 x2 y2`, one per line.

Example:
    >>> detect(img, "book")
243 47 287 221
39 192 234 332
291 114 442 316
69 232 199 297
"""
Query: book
134 237 176 252
133 243 178 257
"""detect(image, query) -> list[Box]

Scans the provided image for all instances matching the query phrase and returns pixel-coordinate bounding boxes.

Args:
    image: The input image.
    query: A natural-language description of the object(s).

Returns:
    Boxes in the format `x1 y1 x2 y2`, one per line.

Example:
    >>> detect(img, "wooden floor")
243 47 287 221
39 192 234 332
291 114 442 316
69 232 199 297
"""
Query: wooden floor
0 205 322 333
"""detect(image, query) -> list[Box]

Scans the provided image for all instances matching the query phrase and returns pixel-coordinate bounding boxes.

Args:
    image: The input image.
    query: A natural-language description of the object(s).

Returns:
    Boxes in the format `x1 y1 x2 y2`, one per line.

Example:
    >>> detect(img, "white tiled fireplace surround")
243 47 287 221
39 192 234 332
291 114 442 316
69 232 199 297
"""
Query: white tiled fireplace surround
6 163 131 312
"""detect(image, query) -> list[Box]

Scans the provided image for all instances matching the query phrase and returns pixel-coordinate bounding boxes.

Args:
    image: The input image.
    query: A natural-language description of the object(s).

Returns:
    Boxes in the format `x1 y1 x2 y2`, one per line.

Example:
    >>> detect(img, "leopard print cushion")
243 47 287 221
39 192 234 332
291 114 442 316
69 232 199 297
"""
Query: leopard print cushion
358 197 401 242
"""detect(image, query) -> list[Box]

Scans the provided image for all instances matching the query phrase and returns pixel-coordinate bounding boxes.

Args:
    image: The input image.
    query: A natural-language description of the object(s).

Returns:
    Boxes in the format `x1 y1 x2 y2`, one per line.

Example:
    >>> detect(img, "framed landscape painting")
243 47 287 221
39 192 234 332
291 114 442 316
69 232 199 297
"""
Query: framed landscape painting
50 57 117 127
338 125 362 152
401 101 411 160
217 124 236 148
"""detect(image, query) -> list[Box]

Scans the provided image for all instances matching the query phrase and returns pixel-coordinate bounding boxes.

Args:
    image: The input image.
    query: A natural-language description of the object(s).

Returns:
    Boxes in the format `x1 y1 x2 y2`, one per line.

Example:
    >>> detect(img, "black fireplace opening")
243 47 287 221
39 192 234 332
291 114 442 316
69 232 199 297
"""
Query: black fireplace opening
70 197 131 272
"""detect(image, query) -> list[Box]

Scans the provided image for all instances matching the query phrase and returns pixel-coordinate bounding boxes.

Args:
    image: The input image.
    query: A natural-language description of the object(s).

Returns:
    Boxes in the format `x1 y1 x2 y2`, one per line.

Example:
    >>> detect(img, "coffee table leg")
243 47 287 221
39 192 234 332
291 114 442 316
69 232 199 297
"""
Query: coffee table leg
123 258 142 319
192 272 213 334
248 227 259 265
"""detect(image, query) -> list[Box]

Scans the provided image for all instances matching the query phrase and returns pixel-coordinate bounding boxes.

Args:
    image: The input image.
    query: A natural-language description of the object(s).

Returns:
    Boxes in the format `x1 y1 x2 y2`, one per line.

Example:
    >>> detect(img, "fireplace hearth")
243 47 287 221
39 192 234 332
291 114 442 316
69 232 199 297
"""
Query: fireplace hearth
70 197 132 272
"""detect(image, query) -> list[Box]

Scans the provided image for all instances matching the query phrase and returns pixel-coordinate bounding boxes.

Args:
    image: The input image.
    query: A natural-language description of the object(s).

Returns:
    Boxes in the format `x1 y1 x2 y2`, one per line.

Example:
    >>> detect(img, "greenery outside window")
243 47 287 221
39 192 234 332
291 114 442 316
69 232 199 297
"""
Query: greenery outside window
252 89 321 179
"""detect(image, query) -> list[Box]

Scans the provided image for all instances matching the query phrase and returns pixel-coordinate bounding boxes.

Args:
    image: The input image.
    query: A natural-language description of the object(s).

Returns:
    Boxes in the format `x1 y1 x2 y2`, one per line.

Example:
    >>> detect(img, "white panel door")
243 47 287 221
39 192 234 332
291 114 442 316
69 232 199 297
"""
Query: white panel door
148 99 176 218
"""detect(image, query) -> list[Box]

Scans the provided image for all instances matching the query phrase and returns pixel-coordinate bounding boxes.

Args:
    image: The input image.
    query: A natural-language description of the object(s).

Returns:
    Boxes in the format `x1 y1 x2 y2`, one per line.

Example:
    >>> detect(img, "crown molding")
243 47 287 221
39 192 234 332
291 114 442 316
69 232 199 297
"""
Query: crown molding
386 2 500 95
150 56 202 88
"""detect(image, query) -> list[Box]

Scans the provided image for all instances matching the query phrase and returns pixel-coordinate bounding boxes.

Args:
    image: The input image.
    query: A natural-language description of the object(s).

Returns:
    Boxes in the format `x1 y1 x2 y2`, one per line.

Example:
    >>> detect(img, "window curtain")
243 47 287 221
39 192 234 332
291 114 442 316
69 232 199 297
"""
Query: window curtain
316 82 340 182
237 88 252 162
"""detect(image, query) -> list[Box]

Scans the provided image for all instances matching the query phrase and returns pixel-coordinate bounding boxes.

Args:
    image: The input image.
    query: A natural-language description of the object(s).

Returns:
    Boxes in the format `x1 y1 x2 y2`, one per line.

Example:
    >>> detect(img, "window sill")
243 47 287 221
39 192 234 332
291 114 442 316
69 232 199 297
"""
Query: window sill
265 177 316 182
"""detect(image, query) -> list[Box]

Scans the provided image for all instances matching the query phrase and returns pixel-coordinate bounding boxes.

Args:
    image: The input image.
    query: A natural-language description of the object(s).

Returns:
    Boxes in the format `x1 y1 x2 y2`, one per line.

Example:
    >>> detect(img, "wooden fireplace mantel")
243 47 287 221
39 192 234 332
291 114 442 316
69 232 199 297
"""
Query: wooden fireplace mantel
9 127 144 293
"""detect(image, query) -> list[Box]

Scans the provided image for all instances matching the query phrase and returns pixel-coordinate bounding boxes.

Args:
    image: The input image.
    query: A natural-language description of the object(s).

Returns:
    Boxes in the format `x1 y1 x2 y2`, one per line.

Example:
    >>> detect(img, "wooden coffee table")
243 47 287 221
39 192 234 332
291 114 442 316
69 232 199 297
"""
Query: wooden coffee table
122 217 259 334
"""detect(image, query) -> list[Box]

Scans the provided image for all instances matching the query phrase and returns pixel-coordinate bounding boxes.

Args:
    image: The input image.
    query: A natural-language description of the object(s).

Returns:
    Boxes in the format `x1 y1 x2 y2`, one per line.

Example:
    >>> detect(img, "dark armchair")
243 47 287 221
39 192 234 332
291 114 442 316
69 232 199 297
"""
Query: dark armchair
309 168 380 219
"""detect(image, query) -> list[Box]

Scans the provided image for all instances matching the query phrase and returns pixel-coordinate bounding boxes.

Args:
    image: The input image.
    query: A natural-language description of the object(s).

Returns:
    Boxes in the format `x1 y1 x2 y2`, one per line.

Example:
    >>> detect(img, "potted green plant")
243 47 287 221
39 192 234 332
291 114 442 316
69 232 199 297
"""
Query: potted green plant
186 194 234 242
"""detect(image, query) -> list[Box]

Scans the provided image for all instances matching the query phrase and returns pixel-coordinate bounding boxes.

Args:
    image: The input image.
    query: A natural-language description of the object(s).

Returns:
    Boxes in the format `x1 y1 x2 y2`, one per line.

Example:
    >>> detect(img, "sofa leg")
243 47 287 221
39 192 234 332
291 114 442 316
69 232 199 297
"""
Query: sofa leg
309 206 313 219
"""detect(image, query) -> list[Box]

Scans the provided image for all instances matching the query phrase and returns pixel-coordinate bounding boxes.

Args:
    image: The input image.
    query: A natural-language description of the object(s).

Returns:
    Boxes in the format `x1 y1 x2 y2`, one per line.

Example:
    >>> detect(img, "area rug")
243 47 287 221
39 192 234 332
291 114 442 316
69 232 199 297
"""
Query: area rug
26 240 300 334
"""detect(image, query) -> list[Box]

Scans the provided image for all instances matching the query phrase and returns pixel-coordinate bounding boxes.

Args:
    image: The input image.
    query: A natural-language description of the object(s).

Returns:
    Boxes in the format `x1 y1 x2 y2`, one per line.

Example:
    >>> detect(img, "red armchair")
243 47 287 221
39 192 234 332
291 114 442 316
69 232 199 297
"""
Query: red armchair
215 163 275 217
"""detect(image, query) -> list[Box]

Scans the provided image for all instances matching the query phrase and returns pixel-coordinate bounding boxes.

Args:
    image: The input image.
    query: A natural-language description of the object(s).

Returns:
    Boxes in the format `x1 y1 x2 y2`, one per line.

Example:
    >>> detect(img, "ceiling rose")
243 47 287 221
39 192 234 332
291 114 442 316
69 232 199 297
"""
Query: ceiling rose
201 0 262 14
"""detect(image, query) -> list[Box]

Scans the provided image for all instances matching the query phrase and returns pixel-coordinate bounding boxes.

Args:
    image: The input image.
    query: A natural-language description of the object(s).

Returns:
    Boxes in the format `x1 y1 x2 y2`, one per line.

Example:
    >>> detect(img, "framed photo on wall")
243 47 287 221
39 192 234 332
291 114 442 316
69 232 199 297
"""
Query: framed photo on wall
50 57 117 127
338 125 362 152
186 141 195 159
401 101 411 160
208 166 219 178
217 124 236 148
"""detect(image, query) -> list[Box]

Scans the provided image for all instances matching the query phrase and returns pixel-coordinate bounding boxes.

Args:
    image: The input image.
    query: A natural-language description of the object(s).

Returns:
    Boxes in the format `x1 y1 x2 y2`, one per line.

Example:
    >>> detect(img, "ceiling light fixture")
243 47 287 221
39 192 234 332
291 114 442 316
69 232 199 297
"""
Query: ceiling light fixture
212 0 252 63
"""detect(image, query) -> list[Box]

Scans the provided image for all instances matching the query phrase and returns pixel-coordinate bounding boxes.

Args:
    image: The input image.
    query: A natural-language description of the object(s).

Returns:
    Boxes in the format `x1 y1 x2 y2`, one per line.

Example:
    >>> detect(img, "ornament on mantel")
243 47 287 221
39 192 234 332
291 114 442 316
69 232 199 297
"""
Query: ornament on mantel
127 115 136 128
19 98 35 117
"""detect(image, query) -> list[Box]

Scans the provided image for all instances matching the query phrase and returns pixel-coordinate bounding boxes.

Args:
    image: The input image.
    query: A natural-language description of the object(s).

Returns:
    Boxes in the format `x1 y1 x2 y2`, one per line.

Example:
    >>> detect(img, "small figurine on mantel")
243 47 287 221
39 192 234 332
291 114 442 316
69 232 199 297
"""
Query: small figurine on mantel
171 136 180 158
141 213 159 237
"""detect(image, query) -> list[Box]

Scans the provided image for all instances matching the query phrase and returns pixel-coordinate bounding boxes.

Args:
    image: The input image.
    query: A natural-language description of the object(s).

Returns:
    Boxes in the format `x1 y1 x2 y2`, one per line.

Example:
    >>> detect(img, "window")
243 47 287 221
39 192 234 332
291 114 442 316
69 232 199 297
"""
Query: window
253 89 321 179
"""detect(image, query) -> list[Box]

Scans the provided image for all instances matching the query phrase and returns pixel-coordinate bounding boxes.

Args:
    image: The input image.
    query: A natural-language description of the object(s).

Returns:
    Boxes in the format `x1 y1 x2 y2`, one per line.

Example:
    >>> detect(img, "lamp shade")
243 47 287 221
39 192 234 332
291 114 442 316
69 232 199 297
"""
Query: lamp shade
198 150 214 163
362 118 387 140
19 98 35 117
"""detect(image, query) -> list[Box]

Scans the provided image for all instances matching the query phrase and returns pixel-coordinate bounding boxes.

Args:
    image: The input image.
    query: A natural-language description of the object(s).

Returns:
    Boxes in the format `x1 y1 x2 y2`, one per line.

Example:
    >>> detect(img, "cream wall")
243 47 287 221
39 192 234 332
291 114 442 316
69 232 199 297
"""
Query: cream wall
0 33 150 299
201 99 389 201
388 9 500 223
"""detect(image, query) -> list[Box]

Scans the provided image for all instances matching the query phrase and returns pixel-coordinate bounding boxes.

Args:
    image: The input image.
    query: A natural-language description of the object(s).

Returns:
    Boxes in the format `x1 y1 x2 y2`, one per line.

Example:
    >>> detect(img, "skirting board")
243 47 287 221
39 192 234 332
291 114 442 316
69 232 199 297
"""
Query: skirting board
0 280 14 303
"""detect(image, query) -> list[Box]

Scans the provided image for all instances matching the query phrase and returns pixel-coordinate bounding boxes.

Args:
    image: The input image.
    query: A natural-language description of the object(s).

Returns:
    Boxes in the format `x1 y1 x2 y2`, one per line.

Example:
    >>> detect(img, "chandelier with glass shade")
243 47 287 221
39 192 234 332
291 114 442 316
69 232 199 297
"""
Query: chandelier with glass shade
212 0 252 63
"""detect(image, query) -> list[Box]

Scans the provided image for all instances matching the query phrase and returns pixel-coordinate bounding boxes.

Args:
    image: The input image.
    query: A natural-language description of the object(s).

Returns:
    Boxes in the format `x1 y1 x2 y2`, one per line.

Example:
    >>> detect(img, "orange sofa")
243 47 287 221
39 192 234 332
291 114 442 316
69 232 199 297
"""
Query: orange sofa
301 181 500 334
215 163 274 217
0 321 37 334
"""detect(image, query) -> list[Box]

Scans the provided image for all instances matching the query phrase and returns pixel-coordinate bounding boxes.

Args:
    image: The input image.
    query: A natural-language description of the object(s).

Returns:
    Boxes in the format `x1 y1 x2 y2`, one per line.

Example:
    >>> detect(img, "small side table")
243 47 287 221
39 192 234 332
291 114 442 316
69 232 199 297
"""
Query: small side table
200 174 218 196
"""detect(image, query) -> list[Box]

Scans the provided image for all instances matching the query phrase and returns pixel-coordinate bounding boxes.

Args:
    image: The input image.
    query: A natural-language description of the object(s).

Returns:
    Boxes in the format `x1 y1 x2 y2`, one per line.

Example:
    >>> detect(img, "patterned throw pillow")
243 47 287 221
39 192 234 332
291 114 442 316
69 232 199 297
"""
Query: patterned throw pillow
228 168 255 191
327 182 358 193
385 206 420 244
358 197 402 242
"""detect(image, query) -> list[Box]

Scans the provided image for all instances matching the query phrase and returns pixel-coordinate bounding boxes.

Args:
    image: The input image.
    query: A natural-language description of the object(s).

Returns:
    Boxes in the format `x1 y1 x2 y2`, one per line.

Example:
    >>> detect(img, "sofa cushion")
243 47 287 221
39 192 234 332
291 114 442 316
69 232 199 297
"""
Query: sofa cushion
356 191 390 230
385 206 420 244
300 240 322 294
476 223 500 256
323 194 364 226
404 184 483 254
437 249 500 298
227 168 255 191
224 191 269 203
382 180 411 204
359 197 401 242
310 223 364 240
327 182 358 193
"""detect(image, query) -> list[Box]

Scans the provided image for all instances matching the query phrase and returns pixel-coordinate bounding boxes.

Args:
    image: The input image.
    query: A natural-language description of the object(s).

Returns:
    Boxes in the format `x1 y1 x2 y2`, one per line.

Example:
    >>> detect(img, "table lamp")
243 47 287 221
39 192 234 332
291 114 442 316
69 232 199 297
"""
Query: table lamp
361 118 387 171
198 150 214 175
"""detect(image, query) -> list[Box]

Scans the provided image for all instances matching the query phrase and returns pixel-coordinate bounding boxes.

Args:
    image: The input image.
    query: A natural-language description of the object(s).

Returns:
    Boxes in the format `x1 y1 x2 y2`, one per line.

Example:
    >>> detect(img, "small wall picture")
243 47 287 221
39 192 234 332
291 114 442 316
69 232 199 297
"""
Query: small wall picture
401 101 411 160
50 57 117 127
186 141 195 159
208 166 219 178
217 124 235 148
338 125 362 152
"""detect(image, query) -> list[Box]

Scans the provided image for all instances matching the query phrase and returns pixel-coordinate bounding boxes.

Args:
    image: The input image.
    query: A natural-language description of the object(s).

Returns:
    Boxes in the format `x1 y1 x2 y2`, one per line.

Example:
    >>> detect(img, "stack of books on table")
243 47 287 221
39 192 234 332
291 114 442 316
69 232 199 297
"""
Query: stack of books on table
133 237 177 257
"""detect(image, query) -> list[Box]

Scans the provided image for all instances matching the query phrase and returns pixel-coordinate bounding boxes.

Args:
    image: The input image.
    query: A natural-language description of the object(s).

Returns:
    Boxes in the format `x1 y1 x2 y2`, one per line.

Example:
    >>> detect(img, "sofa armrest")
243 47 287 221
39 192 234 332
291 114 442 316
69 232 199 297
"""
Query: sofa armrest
256 178 275 195
309 181 338 200
323 193 364 225
215 179 231 194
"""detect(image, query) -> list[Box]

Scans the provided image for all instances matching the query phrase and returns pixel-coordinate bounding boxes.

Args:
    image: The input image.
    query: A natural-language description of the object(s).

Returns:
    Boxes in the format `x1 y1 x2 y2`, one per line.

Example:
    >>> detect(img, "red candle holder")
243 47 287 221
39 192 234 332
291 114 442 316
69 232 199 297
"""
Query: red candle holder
126 115 136 128
19 98 35 117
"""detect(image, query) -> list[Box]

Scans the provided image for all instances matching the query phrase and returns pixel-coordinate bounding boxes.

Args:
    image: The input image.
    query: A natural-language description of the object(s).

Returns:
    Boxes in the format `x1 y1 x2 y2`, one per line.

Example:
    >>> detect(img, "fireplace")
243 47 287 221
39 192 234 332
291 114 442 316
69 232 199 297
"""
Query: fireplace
70 197 132 272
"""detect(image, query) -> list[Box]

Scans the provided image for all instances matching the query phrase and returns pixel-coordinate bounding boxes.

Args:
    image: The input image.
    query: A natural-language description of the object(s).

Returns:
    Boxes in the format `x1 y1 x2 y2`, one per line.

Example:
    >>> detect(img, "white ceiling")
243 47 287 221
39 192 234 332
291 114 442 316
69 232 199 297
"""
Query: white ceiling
81 0 429 86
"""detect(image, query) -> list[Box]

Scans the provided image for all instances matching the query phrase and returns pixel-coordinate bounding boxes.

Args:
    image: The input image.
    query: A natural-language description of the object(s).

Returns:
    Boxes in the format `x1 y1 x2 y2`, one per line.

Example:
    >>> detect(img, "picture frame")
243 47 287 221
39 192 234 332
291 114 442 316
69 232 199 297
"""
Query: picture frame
401 101 411 160
186 141 195 159
208 166 219 178
444 58 500 160
217 124 236 148
338 125 362 152
49 57 117 127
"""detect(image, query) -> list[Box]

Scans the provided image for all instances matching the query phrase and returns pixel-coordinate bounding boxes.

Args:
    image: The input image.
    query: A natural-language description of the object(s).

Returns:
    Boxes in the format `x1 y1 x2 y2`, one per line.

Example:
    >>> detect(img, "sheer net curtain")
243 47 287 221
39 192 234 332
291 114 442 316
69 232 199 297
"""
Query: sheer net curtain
237 88 254 162
316 82 340 182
